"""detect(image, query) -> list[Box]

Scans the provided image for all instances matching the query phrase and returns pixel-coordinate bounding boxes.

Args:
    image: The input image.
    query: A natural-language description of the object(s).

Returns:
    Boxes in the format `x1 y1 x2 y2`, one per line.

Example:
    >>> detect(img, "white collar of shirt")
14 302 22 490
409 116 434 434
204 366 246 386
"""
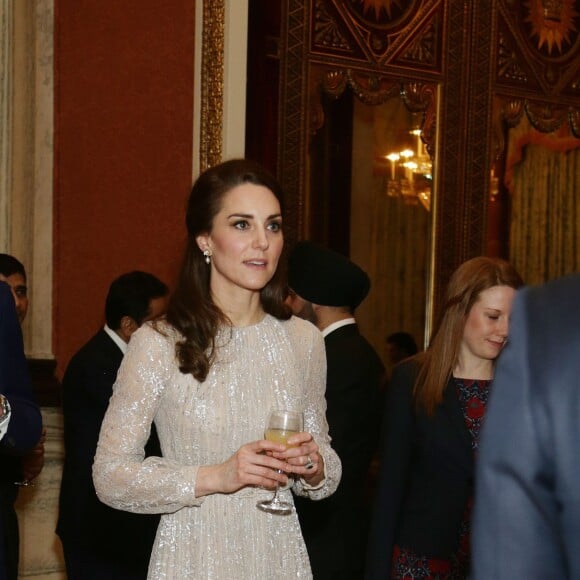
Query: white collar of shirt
321 317 356 338
104 324 128 355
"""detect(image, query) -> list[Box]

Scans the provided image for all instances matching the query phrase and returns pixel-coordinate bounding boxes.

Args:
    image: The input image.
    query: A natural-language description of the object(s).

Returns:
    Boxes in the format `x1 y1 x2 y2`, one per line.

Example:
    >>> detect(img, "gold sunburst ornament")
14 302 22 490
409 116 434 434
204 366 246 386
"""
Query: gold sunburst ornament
524 0 579 55
355 0 405 20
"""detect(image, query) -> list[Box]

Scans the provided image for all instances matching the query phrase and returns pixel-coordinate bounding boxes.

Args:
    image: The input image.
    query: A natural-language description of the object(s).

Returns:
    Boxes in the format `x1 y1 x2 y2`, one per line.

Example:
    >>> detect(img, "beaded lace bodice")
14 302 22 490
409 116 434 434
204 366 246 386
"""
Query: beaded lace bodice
93 315 341 579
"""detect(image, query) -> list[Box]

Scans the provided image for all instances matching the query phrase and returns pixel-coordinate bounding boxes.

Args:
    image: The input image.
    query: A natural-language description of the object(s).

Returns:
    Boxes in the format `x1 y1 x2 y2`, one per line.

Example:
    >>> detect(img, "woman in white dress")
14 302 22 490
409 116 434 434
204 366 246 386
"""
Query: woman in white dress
93 159 341 579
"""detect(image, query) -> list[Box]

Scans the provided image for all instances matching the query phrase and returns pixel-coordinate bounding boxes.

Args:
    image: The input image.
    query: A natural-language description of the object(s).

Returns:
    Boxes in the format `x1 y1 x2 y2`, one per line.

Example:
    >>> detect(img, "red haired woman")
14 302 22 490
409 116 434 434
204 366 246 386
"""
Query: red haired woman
367 257 523 579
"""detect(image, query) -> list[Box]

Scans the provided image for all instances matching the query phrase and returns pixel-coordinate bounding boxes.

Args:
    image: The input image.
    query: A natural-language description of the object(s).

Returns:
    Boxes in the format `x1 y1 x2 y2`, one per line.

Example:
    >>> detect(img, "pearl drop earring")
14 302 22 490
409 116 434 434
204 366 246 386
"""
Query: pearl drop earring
203 249 211 265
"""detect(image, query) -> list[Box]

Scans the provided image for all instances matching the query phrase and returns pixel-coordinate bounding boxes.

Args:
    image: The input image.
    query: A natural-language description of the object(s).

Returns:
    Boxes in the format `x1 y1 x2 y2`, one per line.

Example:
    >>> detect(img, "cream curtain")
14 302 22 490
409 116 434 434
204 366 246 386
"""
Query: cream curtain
352 97 429 368
507 118 580 285
368 190 429 348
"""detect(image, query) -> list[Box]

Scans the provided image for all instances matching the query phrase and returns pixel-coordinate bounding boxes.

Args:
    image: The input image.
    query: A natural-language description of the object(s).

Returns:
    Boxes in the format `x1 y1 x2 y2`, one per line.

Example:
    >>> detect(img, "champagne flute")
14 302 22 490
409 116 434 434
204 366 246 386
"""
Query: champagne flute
257 408 303 515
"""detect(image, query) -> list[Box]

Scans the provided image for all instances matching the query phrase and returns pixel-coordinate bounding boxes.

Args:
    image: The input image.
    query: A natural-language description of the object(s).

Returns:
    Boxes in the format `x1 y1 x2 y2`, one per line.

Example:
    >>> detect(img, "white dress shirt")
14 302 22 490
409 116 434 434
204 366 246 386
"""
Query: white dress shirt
321 317 356 338
104 324 128 355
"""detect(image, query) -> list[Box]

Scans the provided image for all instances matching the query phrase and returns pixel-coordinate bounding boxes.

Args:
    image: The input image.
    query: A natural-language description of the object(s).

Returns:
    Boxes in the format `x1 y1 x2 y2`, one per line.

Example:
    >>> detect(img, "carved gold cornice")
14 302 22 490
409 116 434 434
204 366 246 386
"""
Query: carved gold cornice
401 82 438 157
310 66 437 154
199 0 225 172
496 97 580 141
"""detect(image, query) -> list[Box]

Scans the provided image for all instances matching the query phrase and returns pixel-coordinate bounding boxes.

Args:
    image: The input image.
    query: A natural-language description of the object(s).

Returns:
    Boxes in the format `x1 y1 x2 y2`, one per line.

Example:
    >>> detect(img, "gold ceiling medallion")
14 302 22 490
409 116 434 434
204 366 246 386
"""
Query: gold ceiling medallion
356 0 405 20
524 0 579 55
349 0 414 25
200 0 225 172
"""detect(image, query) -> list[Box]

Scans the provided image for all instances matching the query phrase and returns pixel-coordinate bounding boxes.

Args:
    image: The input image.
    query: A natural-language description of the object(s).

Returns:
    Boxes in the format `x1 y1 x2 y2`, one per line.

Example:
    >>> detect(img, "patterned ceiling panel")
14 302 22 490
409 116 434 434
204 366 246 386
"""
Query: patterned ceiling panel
496 0 580 102
310 0 444 75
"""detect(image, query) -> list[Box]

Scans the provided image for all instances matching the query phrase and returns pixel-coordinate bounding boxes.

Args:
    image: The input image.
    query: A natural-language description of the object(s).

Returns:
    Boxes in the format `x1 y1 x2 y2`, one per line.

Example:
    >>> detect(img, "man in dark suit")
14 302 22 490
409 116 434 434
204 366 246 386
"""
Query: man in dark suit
472 274 580 579
56 271 168 580
287 241 385 580
0 254 45 580
0 281 42 580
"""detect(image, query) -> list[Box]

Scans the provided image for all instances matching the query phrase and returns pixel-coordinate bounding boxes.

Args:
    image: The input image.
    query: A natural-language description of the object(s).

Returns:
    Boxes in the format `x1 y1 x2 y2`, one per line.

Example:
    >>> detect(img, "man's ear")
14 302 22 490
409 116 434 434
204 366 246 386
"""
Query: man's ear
119 315 138 342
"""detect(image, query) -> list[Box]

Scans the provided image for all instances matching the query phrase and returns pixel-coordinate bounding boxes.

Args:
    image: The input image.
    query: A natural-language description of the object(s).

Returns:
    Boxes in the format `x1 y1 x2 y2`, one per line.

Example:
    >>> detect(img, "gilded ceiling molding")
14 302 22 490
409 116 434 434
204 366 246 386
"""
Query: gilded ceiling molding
199 0 225 172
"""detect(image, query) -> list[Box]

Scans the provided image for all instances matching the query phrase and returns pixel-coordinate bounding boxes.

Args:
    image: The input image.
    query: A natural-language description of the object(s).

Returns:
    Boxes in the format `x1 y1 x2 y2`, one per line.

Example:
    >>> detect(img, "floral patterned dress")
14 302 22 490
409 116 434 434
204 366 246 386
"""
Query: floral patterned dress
391 378 491 580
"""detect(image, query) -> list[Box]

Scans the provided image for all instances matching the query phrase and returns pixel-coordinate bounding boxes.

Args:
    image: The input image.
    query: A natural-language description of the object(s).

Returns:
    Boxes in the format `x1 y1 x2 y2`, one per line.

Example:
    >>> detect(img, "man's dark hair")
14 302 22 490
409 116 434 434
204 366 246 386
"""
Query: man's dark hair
105 271 168 330
386 331 418 357
0 254 26 280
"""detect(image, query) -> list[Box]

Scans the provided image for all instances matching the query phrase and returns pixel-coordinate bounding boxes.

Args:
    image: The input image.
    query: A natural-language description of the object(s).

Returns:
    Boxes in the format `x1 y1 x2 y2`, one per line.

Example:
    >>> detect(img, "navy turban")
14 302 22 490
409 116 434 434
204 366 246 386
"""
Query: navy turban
287 241 370 310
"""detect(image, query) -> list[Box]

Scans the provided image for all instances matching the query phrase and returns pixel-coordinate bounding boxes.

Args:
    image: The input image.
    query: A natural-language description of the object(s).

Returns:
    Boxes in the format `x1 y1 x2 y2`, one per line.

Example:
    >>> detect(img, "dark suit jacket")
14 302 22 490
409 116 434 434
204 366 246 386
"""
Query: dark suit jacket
473 275 580 579
56 329 160 579
366 359 474 579
295 323 384 580
0 282 42 580
0 282 42 454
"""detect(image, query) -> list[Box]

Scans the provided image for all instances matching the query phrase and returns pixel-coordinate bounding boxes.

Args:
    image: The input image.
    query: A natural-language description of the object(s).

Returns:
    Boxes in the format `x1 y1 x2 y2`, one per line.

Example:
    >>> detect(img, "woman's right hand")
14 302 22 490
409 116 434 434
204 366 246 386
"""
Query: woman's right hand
195 440 290 497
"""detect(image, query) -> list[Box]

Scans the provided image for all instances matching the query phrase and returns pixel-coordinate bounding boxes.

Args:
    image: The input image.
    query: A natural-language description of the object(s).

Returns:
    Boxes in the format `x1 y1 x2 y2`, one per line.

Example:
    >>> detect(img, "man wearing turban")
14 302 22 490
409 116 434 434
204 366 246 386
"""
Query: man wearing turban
287 241 385 580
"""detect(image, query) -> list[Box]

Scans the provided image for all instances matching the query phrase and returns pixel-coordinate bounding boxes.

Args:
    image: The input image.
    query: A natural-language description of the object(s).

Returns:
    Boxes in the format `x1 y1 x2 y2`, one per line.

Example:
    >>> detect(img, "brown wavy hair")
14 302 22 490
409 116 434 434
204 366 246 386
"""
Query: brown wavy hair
413 256 523 414
165 159 290 382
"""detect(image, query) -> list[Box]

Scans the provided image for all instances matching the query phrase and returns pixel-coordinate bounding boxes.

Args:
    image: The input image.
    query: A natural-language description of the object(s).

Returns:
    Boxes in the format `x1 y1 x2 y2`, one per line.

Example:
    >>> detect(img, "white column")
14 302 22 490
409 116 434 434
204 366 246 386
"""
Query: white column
29 0 54 359
4 0 54 358
223 0 248 160
16 408 66 579
0 0 14 250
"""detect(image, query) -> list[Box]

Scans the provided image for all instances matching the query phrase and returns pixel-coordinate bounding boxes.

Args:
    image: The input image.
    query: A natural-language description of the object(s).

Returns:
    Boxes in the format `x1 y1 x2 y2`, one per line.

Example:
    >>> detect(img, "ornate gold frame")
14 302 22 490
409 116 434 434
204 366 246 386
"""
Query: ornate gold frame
199 0 225 172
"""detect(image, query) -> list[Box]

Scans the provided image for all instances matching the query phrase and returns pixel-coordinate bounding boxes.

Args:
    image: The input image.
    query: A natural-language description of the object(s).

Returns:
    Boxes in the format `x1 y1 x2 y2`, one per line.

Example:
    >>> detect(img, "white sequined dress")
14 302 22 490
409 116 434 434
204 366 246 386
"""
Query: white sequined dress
93 314 341 579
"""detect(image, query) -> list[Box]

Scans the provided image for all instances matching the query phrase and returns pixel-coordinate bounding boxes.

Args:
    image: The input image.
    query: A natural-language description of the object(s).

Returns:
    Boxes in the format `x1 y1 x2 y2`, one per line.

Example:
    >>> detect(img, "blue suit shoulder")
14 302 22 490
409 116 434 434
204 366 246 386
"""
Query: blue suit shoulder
0 282 42 453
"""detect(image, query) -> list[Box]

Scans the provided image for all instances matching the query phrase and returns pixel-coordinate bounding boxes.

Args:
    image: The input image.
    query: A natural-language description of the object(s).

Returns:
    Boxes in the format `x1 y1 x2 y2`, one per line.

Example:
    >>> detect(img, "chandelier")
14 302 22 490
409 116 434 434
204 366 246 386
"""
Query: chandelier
383 129 432 211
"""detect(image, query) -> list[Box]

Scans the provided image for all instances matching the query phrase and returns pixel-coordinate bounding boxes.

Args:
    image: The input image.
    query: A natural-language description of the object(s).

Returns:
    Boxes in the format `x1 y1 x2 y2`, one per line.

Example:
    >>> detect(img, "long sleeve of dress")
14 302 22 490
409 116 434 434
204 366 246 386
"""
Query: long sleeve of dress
93 326 201 514
94 316 341 514
292 320 341 499
94 315 338 579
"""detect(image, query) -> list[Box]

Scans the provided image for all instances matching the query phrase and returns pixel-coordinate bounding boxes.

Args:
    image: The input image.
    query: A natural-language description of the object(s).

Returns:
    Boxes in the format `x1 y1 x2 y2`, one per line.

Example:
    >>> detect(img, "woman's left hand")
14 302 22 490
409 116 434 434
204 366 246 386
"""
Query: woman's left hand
273 432 325 486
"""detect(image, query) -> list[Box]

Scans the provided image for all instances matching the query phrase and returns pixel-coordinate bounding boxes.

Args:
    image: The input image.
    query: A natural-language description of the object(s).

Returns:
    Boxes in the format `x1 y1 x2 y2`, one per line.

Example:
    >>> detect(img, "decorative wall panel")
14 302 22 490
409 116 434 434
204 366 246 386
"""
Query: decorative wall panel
494 0 580 136
279 0 580 316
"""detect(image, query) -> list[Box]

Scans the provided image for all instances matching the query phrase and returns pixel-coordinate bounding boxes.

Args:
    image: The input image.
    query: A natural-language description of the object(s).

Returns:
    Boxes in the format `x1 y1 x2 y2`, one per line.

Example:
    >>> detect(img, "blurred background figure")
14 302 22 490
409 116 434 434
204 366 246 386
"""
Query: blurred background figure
0 255 45 580
473 274 580 580
385 332 418 366
288 240 385 580
56 271 168 580
0 255 29 325
0 281 42 580
367 257 523 580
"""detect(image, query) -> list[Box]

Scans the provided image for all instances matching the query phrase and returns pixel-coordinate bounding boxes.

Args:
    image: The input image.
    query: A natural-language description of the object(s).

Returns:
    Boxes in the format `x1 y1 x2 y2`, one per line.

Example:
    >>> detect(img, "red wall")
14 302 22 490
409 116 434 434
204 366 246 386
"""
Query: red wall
54 1 196 377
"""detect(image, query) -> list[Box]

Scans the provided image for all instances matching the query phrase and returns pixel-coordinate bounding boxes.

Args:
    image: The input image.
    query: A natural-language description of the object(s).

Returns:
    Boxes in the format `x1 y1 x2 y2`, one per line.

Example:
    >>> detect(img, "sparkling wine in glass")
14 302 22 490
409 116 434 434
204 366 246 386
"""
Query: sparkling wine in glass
257 409 303 515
